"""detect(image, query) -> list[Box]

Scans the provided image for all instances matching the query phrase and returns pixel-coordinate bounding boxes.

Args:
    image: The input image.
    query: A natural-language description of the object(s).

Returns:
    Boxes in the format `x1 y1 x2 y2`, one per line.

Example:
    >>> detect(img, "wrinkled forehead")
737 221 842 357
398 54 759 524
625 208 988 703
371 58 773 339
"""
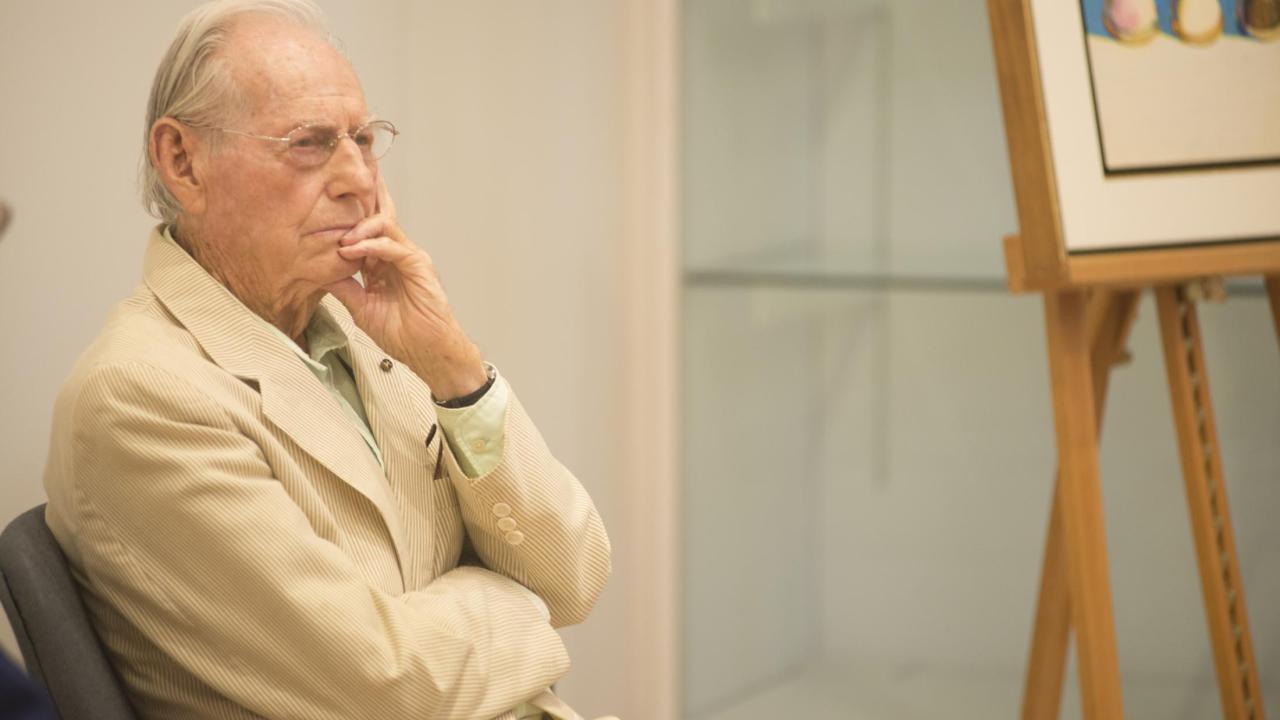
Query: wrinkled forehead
221 15 368 132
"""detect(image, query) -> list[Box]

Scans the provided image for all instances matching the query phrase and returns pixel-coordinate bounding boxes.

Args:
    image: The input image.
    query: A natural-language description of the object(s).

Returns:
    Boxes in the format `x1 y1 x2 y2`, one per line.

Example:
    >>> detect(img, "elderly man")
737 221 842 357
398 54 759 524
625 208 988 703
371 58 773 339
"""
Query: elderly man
41 2 611 719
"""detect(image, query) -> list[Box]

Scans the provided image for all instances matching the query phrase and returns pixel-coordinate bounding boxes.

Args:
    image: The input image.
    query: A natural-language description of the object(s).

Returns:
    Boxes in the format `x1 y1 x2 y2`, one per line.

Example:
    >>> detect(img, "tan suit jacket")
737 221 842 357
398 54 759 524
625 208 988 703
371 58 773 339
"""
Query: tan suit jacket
42 228 611 720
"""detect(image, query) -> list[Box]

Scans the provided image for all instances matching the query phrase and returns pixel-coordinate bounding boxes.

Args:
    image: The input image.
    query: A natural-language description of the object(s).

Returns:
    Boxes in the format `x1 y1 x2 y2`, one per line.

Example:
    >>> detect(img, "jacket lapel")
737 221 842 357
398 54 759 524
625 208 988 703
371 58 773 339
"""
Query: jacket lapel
142 227 408 581
326 297 439 588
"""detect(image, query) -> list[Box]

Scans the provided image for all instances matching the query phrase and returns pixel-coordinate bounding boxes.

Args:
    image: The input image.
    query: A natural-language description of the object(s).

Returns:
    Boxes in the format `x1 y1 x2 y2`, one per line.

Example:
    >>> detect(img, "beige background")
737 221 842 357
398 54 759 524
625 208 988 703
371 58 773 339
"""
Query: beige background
0 2 662 718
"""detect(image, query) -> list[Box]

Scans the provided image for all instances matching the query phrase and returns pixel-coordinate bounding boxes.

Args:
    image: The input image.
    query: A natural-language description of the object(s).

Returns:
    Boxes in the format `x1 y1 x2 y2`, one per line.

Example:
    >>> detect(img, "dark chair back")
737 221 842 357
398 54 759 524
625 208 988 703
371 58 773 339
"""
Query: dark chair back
0 504 138 720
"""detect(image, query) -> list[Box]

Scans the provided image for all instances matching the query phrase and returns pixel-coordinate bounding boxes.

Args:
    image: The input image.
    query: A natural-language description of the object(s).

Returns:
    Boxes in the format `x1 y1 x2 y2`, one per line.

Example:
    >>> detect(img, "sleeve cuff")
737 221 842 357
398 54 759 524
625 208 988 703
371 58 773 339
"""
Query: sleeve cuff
435 365 509 478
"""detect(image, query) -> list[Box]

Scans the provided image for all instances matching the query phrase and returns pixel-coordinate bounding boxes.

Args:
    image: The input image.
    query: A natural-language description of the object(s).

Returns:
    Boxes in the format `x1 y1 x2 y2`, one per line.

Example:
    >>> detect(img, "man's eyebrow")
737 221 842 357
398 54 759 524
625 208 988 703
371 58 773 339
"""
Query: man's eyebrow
281 119 329 132
284 116 378 132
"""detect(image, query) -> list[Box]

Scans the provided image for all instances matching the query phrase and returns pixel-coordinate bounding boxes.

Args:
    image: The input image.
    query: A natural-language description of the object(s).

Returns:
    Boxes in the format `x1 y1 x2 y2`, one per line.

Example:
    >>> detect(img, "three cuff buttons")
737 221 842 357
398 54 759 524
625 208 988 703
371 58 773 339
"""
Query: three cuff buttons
491 503 524 545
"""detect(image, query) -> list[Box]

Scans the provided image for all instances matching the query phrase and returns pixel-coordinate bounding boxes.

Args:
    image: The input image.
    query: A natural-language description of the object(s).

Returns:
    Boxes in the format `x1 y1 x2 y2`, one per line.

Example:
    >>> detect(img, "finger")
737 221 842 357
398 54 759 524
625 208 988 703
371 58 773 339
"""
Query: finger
326 277 367 314
337 236 415 264
341 215 392 245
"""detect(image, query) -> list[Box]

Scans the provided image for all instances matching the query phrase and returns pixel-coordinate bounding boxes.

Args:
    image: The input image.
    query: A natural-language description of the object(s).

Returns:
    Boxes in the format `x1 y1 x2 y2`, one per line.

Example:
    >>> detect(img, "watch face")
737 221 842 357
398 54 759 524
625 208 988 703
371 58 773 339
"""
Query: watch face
434 365 496 408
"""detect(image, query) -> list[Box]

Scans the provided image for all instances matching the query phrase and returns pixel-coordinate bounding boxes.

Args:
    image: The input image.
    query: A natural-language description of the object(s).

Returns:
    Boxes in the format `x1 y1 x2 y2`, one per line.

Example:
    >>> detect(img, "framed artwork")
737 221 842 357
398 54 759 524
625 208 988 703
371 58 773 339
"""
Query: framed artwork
1083 0 1280 173
988 0 1280 286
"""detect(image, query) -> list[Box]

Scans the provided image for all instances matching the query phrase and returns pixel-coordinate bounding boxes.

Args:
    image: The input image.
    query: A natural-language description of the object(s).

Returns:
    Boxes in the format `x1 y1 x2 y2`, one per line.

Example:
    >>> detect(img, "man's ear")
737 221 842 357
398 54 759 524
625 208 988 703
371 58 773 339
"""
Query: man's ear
149 118 208 216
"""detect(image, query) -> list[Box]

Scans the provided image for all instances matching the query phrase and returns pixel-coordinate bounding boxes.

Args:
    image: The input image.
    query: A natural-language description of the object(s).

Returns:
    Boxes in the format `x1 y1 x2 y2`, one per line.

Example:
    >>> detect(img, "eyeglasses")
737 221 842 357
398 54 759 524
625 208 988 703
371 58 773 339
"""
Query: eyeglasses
204 119 398 168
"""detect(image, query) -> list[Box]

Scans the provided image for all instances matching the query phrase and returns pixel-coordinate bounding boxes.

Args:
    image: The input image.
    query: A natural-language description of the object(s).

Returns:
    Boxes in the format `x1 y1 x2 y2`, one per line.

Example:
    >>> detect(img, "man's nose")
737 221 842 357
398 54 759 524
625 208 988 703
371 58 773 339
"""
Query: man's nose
325 137 376 208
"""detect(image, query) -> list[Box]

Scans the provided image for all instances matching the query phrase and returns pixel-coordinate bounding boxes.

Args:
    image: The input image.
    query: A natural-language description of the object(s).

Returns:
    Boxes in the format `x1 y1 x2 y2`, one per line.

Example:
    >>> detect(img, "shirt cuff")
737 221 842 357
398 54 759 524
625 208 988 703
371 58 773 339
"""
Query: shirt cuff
435 366 509 478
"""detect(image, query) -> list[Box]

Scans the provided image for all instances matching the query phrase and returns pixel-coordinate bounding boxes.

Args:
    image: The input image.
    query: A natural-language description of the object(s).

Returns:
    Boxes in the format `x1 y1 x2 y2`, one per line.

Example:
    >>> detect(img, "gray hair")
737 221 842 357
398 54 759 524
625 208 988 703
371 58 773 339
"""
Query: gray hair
140 0 336 225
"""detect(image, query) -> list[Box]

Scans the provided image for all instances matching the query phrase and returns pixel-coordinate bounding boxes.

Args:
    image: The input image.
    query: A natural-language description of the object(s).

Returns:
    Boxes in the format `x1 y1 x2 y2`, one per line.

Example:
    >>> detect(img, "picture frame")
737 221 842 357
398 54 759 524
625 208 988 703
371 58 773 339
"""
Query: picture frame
988 0 1280 291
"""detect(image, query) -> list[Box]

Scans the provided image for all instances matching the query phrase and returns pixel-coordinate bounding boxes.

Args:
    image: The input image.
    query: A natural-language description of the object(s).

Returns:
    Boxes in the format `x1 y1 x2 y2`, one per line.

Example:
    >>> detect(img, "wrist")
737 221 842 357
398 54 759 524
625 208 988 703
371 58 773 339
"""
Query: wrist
433 362 496 408
413 344 487 401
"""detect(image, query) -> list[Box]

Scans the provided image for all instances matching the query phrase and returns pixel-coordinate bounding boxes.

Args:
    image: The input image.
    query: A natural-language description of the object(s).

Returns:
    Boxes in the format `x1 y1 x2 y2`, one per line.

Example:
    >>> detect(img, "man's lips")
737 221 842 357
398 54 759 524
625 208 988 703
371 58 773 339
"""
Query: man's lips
306 225 357 240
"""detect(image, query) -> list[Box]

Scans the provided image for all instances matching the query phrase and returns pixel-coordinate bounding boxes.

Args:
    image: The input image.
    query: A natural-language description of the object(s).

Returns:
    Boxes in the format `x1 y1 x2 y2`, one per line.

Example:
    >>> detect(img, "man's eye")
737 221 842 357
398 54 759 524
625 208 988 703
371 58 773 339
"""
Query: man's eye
353 130 374 147
291 132 330 149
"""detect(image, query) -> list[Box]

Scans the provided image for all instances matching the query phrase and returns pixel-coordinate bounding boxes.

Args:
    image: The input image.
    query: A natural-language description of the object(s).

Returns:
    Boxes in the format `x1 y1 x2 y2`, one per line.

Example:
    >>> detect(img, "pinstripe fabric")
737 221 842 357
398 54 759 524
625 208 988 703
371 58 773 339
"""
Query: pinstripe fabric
41 227 612 720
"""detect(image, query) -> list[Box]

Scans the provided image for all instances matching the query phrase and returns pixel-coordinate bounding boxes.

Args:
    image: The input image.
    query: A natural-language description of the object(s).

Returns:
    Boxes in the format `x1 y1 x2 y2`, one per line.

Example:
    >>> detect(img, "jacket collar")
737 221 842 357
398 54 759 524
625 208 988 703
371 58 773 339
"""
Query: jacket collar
142 226 409 583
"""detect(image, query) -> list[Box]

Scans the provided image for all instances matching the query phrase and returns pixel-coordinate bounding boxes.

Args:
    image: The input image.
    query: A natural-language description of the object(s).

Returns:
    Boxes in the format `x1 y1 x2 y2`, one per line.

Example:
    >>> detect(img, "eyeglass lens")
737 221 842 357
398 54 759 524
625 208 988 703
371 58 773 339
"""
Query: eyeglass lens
287 122 395 165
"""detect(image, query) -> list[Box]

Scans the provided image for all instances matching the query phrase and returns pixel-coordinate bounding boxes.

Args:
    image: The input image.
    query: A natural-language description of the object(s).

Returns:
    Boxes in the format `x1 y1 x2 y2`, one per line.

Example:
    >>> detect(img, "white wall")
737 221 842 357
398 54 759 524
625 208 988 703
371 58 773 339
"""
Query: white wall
396 4 631 714
0 2 190 545
0 2 638 717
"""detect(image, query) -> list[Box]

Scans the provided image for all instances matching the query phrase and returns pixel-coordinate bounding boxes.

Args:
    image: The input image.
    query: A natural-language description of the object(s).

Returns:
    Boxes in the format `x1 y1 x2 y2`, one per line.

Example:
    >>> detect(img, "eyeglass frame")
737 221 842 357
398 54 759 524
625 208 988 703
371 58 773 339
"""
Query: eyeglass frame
195 118 399 166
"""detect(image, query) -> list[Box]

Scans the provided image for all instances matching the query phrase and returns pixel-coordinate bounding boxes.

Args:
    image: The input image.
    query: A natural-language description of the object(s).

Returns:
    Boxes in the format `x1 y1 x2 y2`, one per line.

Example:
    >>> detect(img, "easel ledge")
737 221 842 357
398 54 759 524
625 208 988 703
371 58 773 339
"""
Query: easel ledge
1004 235 1280 293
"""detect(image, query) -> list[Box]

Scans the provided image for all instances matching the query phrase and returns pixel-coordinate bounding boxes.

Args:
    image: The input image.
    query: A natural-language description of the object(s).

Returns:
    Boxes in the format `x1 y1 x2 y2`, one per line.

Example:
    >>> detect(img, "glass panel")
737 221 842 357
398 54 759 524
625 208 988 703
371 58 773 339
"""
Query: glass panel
681 0 1018 283
679 0 1280 718
682 284 1280 719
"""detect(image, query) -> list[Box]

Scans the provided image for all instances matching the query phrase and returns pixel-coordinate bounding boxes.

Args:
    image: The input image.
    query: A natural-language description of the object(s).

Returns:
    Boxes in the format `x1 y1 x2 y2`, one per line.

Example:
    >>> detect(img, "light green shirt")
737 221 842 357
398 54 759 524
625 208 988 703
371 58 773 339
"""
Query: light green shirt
164 222 507 477
265 306 510 479
269 307 385 466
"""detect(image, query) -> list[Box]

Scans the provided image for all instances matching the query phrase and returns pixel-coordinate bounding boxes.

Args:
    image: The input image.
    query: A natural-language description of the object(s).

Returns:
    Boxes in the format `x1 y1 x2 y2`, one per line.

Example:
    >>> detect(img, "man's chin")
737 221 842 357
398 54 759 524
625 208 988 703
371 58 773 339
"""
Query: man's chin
308 254 363 294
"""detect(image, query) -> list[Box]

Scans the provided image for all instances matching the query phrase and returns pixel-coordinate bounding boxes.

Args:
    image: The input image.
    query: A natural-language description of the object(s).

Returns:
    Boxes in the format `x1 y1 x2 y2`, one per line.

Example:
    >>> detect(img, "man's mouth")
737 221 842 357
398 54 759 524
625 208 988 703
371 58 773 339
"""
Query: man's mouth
307 225 357 241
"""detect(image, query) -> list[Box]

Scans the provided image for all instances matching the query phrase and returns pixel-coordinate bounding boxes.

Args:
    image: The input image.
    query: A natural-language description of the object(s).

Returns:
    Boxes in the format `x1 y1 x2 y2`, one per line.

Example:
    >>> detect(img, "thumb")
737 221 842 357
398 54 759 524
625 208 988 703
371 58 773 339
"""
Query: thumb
326 277 367 318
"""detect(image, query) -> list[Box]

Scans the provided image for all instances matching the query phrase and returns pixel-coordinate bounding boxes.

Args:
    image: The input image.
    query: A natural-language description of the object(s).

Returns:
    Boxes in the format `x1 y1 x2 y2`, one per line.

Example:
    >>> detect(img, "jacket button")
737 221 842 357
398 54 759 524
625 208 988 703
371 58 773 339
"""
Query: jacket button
504 531 525 546
380 358 393 372
492 503 512 518
497 517 517 532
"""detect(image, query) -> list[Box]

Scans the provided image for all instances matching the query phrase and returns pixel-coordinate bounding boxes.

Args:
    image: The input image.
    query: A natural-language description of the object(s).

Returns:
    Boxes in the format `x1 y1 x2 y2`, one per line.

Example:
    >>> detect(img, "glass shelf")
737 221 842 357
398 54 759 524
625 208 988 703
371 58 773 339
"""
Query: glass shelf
684 269 1268 296
685 268 1009 293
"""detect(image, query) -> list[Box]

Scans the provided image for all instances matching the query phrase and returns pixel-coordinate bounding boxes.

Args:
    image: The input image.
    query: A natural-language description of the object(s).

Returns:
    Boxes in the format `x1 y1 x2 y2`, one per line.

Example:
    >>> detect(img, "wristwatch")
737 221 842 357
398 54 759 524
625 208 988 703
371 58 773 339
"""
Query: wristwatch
434 363 497 409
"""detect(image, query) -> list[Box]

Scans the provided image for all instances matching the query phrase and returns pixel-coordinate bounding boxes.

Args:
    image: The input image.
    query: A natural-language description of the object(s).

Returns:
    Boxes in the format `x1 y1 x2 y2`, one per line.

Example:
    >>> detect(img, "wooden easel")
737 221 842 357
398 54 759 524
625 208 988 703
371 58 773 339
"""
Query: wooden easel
1015 268 1280 720
986 0 1280 715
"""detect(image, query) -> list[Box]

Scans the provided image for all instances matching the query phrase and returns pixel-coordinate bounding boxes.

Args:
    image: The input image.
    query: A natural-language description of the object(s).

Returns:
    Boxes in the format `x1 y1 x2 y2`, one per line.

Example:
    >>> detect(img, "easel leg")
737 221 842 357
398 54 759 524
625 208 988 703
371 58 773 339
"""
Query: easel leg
1266 276 1280 348
1155 287 1266 720
1022 493 1071 719
1023 290 1138 720
1040 290 1125 719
